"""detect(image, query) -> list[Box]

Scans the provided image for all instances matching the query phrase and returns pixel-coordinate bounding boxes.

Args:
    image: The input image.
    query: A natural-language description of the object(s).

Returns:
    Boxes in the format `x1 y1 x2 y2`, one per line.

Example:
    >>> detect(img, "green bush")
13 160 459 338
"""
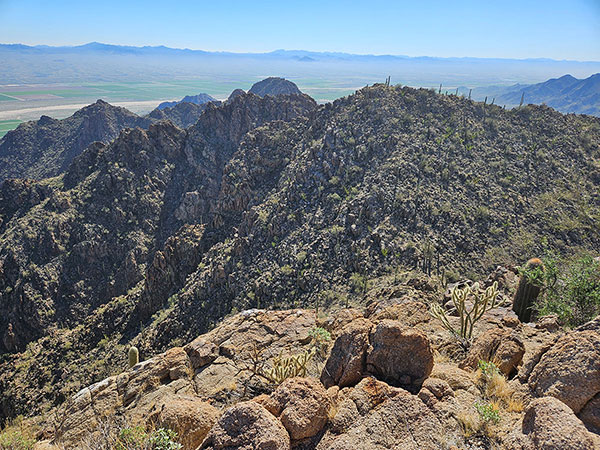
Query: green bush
534 254 600 327
475 401 501 424
113 426 181 450
149 429 182 450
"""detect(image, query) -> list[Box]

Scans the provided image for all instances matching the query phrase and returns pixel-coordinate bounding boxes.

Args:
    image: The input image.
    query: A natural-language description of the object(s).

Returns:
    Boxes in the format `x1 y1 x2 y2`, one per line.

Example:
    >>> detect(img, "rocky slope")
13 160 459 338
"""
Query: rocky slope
25 275 600 449
0 84 599 426
0 100 152 182
147 101 220 128
249 77 303 97
0 79 307 183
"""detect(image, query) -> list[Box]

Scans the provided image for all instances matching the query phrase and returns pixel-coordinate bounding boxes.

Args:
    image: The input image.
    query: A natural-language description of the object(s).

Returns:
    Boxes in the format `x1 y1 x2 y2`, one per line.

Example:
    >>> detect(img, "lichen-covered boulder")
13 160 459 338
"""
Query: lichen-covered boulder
522 397 598 450
263 377 329 440
200 401 290 450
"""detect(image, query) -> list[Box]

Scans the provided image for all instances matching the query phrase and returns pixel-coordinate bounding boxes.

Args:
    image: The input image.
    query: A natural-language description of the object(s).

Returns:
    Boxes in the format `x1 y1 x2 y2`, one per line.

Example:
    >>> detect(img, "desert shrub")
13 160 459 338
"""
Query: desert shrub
148 429 182 450
309 326 331 356
534 254 600 327
81 421 181 450
475 402 500 424
0 429 36 450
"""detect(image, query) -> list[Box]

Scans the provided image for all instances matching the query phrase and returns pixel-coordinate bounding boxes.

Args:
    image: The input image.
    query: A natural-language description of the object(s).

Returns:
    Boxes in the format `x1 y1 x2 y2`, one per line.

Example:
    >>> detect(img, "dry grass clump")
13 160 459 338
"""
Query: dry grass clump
0 416 38 450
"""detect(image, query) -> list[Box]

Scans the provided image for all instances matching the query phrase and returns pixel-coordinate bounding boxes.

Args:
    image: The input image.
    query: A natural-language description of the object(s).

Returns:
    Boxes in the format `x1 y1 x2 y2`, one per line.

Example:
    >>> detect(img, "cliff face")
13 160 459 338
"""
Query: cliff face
0 84 599 425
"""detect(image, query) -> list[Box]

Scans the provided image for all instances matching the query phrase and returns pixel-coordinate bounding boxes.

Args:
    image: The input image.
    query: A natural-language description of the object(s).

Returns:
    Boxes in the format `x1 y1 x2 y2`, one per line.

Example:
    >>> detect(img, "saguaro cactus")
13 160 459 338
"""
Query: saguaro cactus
513 258 544 323
128 346 139 368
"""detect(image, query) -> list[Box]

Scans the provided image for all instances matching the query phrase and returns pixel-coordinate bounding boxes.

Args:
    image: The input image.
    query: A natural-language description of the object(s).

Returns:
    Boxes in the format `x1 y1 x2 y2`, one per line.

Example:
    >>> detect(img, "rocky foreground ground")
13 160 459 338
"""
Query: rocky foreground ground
25 270 600 450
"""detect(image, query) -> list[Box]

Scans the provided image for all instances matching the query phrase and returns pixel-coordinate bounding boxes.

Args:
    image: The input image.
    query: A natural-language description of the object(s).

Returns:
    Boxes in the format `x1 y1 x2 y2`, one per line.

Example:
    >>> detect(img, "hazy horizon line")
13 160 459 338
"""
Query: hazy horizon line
2 41 600 65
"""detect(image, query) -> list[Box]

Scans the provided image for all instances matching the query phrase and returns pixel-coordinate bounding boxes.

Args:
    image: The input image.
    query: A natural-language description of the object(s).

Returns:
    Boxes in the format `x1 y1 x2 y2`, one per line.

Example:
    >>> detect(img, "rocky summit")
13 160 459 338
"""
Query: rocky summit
0 80 599 450
249 77 304 97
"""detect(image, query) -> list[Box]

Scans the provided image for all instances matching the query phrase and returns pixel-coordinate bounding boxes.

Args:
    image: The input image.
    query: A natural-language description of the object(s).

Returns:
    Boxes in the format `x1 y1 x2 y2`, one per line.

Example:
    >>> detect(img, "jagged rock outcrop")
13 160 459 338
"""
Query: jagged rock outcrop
21 297 600 449
0 100 152 181
460 328 525 377
365 319 434 393
263 377 330 441
321 319 373 388
147 101 216 128
227 88 246 103
524 322 600 424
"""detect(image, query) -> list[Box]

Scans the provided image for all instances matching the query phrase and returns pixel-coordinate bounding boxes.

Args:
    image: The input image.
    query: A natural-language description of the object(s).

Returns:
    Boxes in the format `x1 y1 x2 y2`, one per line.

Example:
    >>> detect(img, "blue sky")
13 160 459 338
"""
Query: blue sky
0 0 599 60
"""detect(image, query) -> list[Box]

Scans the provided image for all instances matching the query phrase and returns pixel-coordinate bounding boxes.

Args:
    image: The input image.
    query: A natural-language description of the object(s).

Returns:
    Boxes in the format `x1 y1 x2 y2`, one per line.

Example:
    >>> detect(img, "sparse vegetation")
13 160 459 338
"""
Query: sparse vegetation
530 254 600 327
0 417 36 450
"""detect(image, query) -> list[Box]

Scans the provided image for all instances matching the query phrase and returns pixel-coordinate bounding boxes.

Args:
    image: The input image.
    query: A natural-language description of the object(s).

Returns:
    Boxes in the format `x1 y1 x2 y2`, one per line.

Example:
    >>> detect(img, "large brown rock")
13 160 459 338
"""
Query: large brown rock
528 330 600 413
365 320 434 393
148 394 219 450
460 328 525 377
184 337 219 370
321 318 373 388
579 393 600 434
522 397 597 450
318 377 444 449
263 377 329 440
200 401 290 450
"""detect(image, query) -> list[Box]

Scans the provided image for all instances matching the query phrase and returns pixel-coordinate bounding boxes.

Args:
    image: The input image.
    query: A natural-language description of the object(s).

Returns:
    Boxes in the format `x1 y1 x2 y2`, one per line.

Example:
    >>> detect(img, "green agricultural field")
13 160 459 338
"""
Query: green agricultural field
0 120 22 138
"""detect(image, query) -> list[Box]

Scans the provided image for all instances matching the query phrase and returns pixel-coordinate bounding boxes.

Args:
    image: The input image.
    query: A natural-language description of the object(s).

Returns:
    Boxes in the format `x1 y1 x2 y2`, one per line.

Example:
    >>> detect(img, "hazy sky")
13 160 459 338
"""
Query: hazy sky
1 0 599 60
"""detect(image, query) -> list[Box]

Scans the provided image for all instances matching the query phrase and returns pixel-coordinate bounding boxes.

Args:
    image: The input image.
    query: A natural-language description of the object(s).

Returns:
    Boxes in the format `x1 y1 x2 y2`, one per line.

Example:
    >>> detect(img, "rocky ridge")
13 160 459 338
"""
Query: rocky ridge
0 83 599 427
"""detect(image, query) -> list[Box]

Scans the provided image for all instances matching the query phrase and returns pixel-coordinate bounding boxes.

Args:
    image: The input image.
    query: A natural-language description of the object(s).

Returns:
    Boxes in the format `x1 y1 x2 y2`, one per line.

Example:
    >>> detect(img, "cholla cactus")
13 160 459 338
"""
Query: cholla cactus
261 348 316 384
430 281 499 340
128 346 139 368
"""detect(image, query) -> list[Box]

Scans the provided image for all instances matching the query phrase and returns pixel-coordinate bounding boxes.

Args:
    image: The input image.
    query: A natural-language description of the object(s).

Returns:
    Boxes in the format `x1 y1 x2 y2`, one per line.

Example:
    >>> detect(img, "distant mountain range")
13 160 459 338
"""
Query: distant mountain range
472 73 600 116
2 42 600 87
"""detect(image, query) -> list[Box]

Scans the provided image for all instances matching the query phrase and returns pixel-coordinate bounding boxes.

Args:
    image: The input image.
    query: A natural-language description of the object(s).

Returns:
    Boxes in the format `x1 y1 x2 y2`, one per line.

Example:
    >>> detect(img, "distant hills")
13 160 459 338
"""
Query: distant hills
473 73 600 116
499 73 600 115
157 93 218 110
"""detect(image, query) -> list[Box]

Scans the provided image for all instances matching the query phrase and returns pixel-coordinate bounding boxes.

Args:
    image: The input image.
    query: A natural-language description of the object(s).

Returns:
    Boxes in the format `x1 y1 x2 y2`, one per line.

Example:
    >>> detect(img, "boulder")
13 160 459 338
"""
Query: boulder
200 401 290 450
321 318 373 388
148 394 219 450
460 328 525 377
522 397 597 450
263 377 329 440
184 337 219 370
579 393 600 434
365 320 434 393
320 377 445 449
528 330 600 412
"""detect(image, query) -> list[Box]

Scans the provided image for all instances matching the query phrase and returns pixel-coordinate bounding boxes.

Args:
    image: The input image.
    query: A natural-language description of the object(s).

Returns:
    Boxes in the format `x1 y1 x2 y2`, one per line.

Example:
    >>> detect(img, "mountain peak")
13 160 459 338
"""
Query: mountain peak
248 77 303 97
